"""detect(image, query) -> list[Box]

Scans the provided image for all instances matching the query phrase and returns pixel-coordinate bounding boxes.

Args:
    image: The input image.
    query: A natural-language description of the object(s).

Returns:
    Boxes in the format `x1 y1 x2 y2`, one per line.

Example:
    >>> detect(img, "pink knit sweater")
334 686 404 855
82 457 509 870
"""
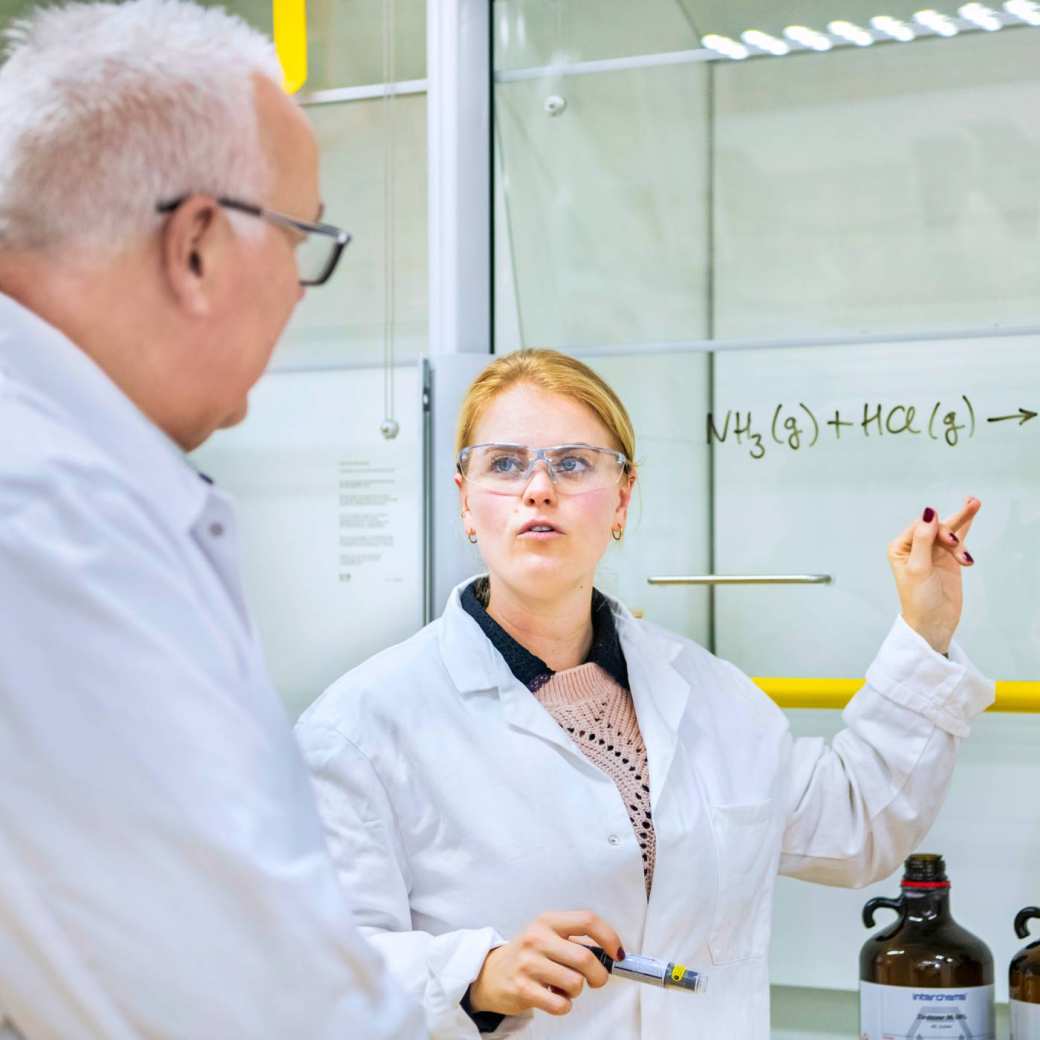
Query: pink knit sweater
535 662 655 895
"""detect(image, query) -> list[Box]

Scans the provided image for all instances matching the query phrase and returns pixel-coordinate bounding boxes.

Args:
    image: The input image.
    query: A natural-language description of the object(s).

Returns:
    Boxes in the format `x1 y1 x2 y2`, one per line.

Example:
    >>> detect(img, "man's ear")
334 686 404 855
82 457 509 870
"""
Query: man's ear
160 195 221 316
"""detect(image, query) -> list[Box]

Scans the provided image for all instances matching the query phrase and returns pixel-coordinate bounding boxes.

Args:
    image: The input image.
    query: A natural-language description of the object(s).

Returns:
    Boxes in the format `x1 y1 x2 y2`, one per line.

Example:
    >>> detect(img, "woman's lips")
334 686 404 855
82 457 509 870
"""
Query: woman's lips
517 523 563 540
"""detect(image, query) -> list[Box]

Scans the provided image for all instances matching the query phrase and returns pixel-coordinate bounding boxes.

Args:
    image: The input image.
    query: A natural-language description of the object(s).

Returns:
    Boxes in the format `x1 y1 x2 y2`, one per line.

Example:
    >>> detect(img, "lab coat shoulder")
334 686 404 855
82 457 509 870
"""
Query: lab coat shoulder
297 617 476 830
0 375 132 519
0 424 190 612
300 618 457 752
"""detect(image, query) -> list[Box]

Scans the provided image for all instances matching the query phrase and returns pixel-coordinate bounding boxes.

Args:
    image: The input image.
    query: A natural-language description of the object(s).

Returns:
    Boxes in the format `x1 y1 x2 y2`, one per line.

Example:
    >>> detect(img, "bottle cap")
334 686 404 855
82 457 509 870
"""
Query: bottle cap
902 853 950 889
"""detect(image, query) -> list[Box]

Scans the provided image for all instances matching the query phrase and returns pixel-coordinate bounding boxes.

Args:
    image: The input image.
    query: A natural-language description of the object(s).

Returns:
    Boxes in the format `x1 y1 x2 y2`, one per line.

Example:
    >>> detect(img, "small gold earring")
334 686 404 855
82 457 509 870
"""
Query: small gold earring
467 531 478 544
611 525 624 541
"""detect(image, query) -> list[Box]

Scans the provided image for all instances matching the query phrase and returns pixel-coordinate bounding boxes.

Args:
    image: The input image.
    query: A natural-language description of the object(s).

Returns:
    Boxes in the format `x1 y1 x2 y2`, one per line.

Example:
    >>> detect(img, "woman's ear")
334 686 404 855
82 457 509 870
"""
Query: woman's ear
455 472 470 522
615 468 636 523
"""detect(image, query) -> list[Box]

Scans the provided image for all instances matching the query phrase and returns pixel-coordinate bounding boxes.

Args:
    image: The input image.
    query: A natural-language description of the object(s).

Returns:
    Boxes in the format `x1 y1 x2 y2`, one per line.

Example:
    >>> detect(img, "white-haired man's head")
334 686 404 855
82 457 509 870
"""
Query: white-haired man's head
0 0 282 251
0 0 323 451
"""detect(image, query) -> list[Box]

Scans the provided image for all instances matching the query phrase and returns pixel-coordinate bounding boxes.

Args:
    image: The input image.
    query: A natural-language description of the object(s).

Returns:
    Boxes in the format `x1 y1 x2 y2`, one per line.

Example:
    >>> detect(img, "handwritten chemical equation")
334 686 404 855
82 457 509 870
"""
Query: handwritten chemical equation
707 399 1036 461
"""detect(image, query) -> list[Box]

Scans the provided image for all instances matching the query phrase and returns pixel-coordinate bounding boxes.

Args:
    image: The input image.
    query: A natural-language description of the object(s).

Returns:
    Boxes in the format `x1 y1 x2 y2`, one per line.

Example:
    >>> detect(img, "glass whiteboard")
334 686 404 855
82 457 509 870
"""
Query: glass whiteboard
712 334 1040 999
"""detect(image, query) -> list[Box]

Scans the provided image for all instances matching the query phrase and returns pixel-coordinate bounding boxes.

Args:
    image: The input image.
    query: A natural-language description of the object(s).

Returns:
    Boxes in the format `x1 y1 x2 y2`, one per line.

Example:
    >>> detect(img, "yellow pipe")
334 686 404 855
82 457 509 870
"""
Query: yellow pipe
753 678 1040 713
273 0 308 95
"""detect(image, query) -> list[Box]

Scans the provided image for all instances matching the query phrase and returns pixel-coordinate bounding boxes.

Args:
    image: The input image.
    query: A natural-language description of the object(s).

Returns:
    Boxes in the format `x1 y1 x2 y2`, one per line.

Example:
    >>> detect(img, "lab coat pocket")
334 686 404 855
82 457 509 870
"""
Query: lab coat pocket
707 800 777 966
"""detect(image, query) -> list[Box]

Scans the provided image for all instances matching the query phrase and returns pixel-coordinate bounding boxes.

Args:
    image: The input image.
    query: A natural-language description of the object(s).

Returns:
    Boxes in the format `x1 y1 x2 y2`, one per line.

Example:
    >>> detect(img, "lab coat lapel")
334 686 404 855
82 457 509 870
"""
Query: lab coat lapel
437 580 595 761
496 679 582 757
619 617 693 813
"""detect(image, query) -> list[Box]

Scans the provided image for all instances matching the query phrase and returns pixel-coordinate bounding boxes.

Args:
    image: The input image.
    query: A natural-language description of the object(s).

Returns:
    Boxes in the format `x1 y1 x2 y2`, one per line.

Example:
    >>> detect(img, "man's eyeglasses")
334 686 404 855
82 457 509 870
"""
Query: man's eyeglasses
457 443 631 495
156 195 351 287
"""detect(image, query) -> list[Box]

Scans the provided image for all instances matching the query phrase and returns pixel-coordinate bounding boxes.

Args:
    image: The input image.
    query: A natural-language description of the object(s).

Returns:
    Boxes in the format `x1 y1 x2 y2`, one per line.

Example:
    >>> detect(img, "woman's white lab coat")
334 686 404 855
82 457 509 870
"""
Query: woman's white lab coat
296 580 994 1040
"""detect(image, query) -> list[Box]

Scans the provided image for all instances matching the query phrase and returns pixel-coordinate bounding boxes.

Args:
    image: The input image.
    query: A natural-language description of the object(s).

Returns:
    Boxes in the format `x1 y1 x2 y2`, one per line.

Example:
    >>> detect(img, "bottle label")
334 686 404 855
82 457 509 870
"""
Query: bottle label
1012 998 1040 1039
859 981 995 1039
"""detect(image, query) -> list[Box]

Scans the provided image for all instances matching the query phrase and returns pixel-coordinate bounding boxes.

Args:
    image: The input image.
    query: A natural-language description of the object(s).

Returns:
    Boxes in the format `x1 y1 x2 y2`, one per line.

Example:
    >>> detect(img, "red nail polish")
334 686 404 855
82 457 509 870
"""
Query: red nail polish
617 947 627 962
922 508 935 523
963 551 974 564
949 532 959 543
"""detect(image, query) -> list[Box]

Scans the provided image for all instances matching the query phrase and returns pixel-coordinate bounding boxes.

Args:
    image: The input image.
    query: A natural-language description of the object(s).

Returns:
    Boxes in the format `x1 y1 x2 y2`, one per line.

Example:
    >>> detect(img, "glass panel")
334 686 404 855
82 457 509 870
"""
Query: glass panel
714 29 1040 339
495 64 711 350
214 0 426 91
300 0 426 92
493 0 700 73
494 4 1040 346
712 336 1039 680
276 95 428 367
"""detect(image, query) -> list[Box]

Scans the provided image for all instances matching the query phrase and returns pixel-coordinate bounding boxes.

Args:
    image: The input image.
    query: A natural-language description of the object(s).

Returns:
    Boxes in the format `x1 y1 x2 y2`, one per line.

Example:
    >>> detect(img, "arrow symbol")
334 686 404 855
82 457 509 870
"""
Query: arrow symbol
987 408 1037 426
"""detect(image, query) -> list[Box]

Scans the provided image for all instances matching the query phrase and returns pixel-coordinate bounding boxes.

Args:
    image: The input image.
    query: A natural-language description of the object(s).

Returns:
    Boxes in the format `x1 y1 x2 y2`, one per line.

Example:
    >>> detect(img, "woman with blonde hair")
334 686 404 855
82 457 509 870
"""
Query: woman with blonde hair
296 348 992 1039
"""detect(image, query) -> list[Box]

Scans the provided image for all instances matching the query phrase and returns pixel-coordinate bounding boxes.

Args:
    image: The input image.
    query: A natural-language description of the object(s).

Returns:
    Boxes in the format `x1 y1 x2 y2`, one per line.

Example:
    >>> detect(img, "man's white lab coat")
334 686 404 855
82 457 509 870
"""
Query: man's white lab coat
0 294 425 1039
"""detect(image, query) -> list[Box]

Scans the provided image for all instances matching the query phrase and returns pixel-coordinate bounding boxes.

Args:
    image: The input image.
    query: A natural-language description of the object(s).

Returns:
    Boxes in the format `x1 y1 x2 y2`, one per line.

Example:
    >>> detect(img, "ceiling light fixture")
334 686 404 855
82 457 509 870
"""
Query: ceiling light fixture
828 19 876 44
870 14 916 39
783 25 835 51
913 8 961 34
1004 0 1040 23
740 29 791 55
958 2 1004 29
702 33 750 60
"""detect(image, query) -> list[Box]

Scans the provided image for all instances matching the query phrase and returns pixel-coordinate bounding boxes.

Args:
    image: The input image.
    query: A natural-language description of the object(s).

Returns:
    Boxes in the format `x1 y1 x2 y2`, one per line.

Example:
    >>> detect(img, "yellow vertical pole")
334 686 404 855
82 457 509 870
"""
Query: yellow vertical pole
273 0 308 95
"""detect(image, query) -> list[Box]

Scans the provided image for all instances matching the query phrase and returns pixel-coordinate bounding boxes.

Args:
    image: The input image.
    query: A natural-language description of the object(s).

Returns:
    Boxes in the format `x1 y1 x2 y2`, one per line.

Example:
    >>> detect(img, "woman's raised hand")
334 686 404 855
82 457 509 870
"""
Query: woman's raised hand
888 497 981 654
467 910 624 1018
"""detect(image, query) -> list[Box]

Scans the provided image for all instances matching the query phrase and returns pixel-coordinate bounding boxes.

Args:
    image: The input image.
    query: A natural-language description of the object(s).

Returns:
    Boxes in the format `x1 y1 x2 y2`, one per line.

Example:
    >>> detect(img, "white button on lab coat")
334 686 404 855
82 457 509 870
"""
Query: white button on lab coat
297 579 994 1039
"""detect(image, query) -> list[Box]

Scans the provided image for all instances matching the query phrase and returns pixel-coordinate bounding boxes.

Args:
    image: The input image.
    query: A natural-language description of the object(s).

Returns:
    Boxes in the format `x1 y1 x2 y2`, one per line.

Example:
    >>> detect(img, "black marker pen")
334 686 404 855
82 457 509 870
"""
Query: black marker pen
590 947 709 994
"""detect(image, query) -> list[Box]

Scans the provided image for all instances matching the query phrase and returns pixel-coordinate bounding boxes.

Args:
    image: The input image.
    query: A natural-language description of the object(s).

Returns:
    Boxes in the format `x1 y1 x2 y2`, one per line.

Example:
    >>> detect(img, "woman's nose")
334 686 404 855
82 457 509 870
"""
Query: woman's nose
523 463 557 504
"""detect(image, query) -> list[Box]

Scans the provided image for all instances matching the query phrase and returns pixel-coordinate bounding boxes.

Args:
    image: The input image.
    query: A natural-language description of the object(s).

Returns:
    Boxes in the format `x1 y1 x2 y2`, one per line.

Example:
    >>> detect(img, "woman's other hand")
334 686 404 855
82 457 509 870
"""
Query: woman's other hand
467 910 624 1018
888 497 981 654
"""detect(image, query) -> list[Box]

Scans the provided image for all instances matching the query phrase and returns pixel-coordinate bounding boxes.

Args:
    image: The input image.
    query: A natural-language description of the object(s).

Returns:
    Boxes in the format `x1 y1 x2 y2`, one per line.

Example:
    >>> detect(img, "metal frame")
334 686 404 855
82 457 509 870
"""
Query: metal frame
648 575 832 586
427 0 491 356
300 79 428 106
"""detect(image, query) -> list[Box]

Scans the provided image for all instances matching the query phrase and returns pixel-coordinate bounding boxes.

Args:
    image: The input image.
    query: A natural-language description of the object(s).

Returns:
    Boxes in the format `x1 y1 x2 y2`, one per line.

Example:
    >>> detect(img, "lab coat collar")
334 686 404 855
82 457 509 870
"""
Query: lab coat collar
437 579 515 695
0 291 209 532
437 578 697 800
437 580 579 758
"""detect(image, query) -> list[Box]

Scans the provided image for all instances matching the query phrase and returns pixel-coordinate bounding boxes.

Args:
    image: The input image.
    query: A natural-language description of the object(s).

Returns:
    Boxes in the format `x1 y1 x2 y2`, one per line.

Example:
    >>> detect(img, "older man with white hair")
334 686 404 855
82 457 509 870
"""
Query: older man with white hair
0 1 426 1037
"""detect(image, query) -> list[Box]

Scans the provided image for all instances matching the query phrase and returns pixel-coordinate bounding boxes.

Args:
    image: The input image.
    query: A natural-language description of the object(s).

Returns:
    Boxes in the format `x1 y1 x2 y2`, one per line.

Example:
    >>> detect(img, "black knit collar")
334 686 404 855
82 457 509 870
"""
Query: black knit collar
460 579 630 693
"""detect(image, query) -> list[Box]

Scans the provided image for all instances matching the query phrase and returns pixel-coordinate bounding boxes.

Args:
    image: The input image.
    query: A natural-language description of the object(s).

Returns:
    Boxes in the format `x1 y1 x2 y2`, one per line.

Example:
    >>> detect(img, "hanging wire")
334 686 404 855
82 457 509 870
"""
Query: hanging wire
379 0 400 440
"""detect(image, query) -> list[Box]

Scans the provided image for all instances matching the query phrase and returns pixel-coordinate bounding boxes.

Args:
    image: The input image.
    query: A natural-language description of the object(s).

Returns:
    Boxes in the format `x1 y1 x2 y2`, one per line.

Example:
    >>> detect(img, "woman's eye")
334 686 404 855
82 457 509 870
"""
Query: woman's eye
490 456 522 473
557 455 589 473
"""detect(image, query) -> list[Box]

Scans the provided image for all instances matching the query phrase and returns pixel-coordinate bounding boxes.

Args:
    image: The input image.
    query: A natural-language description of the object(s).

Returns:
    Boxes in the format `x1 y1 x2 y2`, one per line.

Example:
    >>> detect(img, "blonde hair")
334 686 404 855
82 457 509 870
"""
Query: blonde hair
455 349 636 464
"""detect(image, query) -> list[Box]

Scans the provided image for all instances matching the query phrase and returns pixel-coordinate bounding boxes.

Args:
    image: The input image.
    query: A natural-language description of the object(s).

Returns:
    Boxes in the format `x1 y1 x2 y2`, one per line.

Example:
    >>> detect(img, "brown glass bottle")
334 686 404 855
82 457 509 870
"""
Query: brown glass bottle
1011 907 1040 1039
859 854 994 1040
